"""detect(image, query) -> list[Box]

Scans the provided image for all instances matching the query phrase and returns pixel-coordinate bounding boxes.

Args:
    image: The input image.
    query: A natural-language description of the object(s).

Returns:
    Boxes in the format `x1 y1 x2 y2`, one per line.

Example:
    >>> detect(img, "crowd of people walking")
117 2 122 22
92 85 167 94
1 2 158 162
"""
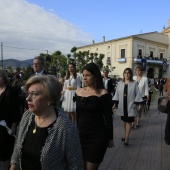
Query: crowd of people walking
0 56 170 170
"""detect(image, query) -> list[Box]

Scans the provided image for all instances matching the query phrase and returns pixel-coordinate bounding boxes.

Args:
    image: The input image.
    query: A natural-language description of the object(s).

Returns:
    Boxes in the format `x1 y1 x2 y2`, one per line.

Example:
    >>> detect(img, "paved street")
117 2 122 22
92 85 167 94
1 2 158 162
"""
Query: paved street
99 93 170 170
1 93 169 170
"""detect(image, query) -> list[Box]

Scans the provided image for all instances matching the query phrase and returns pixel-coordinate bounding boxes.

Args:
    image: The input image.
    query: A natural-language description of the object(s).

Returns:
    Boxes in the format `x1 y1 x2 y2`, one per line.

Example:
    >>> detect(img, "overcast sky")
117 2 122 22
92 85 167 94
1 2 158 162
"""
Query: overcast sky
0 0 170 61
0 0 91 61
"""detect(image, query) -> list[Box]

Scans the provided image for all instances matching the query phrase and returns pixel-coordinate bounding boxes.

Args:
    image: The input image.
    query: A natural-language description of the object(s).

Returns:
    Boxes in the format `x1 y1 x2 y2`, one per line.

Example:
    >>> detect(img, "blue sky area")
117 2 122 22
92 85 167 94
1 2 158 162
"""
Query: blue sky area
26 0 170 42
0 0 170 60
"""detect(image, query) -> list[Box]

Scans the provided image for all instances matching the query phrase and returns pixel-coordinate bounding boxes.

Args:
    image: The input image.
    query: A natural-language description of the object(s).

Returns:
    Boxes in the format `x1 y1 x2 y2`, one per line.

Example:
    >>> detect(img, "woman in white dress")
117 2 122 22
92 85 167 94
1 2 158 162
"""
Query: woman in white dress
133 67 149 127
62 63 81 124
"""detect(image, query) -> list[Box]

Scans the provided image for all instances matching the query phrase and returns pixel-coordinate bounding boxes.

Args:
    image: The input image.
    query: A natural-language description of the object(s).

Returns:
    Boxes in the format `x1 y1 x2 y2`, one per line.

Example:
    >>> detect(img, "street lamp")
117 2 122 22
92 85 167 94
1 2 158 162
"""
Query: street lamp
45 54 51 73
86 55 89 60
94 56 98 64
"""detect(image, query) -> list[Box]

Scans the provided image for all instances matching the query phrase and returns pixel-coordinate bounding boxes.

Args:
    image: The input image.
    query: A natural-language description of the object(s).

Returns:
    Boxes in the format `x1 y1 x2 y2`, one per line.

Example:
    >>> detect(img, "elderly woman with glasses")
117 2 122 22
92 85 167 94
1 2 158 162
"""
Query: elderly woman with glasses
10 75 83 170
112 68 143 145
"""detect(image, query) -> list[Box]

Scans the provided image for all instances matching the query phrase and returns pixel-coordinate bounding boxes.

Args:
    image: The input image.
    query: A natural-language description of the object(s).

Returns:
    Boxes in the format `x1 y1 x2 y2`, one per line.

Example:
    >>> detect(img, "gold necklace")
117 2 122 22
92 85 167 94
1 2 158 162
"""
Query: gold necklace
33 116 49 134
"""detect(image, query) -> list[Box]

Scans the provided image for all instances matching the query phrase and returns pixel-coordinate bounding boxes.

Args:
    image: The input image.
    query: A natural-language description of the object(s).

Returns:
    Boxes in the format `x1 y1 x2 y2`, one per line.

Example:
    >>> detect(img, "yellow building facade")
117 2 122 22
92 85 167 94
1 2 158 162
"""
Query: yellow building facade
77 20 170 79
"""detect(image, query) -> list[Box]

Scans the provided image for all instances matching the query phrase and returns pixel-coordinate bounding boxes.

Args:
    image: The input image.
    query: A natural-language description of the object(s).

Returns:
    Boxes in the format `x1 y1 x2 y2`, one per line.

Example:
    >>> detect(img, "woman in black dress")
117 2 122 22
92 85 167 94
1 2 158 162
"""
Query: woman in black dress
0 69 20 170
75 63 114 170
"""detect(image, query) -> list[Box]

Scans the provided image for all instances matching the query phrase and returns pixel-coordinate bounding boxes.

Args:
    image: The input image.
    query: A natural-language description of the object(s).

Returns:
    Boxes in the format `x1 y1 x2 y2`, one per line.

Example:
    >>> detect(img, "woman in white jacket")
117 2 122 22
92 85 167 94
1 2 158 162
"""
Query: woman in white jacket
133 67 149 127
112 68 143 145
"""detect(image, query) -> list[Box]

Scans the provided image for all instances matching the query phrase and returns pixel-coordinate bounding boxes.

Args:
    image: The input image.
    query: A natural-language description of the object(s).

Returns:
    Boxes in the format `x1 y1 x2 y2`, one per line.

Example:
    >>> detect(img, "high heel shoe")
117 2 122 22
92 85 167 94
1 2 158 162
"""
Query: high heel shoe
136 122 140 127
124 138 129 146
121 138 125 141
132 122 134 128
124 142 129 146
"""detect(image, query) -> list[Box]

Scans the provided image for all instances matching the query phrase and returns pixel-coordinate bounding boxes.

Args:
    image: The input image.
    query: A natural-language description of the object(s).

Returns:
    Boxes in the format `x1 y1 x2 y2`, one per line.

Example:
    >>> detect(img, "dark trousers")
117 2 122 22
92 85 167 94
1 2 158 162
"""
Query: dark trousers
165 101 170 145
159 90 163 96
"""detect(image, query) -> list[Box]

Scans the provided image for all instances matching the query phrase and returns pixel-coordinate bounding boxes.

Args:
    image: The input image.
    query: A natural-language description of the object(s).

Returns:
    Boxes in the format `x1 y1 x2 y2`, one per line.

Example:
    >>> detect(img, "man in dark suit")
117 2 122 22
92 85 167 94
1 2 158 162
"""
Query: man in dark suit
32 56 47 76
103 69 114 95
25 56 48 111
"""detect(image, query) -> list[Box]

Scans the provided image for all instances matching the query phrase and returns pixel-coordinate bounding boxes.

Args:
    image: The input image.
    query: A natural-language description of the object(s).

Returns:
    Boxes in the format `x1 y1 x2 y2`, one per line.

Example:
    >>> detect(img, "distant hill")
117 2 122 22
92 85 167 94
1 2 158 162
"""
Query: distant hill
0 59 33 68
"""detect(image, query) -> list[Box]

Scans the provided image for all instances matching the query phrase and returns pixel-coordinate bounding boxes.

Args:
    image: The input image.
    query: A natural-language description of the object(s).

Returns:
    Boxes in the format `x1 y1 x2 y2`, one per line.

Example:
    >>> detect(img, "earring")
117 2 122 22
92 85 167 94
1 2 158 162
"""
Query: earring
48 103 50 106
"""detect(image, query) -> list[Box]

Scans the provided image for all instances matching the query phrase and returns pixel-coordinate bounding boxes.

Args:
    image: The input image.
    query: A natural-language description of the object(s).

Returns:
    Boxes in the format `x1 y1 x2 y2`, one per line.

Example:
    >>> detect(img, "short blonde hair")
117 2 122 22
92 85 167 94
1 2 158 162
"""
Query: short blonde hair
0 69 9 85
25 75 61 105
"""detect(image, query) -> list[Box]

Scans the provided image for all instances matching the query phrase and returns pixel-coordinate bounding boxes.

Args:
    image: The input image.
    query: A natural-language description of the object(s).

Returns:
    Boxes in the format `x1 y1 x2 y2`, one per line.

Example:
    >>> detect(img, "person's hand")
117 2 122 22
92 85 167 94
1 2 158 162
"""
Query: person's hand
145 96 149 101
108 140 114 148
112 104 117 110
10 163 20 170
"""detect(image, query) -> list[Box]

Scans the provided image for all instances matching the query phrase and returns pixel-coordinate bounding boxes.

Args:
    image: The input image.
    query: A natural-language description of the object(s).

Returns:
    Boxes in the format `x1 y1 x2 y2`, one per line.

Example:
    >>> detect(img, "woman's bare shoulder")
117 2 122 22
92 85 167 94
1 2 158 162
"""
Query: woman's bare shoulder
100 89 108 96
76 88 83 95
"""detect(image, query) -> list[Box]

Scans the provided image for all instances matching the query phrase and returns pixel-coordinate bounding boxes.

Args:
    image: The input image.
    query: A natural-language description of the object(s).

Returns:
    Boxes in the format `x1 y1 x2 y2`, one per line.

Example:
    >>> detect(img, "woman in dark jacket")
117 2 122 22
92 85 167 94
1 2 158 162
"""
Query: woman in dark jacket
0 69 20 170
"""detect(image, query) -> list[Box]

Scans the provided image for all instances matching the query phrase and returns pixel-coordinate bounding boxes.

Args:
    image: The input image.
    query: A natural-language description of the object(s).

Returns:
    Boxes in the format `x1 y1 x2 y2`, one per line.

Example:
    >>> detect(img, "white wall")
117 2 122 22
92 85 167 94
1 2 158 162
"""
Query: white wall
137 32 168 44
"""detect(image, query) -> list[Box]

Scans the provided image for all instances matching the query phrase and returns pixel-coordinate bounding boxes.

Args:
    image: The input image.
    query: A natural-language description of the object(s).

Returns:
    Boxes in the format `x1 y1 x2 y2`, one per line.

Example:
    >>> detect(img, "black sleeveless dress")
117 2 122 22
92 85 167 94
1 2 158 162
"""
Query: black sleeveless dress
76 93 113 163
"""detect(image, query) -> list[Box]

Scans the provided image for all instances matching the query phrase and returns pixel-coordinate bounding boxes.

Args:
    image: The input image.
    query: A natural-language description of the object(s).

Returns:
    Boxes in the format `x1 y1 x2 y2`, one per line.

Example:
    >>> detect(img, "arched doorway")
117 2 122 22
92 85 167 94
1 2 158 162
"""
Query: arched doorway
158 68 163 78
147 67 154 78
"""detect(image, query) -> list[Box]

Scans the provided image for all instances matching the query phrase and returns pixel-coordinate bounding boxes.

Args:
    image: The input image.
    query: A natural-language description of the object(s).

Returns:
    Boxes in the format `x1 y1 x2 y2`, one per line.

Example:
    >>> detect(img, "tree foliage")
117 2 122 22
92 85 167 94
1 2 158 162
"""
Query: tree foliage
19 46 114 79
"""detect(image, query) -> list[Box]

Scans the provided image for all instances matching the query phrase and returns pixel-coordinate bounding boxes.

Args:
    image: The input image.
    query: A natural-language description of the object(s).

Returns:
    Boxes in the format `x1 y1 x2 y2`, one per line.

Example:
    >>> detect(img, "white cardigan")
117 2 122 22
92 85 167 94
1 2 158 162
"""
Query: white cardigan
133 76 149 97
112 81 143 117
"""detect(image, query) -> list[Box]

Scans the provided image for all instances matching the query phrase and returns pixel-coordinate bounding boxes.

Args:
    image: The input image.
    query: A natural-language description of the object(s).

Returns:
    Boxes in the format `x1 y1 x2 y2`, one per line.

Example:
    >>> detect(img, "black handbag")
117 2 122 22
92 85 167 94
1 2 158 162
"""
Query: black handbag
158 96 168 114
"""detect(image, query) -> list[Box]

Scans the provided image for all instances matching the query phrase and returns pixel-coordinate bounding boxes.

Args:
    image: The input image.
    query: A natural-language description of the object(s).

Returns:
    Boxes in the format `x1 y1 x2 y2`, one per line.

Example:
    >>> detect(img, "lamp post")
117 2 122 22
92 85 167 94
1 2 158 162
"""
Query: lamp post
45 54 51 73
1 42 3 68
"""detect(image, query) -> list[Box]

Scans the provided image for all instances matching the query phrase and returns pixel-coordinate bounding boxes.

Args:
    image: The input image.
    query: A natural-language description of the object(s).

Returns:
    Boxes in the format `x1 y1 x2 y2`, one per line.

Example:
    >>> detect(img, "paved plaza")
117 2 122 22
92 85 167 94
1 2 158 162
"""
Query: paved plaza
99 93 170 170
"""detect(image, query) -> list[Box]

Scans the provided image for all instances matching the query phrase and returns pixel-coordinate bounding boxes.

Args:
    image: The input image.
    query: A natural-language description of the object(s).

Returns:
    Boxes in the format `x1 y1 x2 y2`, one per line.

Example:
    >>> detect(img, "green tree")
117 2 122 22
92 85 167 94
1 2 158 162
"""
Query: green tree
70 50 105 72
39 53 51 73
70 46 77 53
22 66 33 80
16 67 21 73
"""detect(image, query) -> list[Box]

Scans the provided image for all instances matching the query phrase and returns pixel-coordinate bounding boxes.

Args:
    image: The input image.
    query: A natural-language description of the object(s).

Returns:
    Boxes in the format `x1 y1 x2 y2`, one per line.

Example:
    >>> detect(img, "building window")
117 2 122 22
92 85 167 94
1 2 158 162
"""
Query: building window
106 57 111 65
160 53 163 59
138 49 142 58
121 49 125 58
150 51 153 58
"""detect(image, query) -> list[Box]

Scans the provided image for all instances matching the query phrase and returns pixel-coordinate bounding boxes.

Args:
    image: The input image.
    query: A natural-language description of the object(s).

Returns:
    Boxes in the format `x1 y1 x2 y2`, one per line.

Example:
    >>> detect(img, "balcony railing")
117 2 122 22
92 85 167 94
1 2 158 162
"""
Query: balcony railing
117 58 126 63
133 57 169 66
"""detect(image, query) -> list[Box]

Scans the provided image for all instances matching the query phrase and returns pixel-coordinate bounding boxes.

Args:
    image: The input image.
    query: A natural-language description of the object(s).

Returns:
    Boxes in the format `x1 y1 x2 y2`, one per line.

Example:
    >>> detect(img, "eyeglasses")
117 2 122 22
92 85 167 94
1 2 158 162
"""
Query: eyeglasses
26 92 40 99
33 63 41 66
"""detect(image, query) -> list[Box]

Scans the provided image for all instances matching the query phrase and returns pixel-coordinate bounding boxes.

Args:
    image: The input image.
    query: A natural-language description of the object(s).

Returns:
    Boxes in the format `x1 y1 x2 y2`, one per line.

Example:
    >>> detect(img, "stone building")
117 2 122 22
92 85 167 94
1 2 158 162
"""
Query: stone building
77 20 170 79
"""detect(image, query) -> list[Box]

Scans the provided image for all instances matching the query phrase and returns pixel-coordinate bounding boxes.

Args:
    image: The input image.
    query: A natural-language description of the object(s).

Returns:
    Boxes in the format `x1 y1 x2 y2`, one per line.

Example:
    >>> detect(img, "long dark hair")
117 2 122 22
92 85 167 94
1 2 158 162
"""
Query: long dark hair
123 68 133 82
66 63 77 80
82 63 104 94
